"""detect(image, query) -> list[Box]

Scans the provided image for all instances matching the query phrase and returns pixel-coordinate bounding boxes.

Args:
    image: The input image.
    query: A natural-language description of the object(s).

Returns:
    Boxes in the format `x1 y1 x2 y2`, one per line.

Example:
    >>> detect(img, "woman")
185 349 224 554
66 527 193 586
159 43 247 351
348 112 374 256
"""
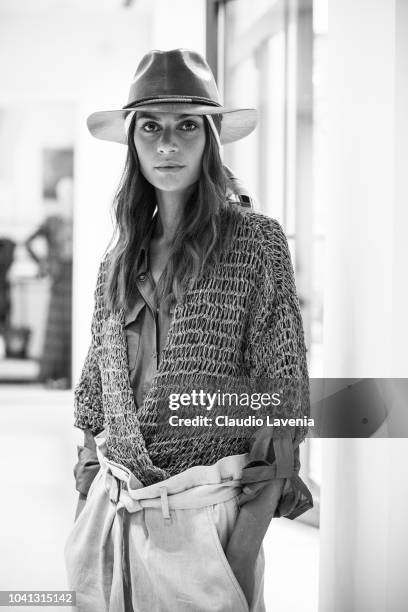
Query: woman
25 181 73 387
65 49 313 612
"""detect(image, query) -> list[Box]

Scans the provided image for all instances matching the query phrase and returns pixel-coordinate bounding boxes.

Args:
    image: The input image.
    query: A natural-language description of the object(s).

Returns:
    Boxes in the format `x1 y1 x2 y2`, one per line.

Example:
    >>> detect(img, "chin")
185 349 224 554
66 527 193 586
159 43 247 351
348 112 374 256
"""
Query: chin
157 178 183 188
155 179 195 192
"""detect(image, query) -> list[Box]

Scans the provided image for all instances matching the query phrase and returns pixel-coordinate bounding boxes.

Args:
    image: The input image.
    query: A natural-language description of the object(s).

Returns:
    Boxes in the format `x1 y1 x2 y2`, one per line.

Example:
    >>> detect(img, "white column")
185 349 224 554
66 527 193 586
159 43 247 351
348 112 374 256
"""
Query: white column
393 0 408 376
73 3 207 380
73 8 153 380
324 0 395 379
320 1 408 610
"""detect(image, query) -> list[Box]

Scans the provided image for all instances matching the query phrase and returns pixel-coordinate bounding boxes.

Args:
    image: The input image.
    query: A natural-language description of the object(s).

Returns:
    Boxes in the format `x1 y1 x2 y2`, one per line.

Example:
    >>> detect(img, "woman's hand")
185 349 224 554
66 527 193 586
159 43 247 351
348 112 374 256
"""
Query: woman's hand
226 478 286 606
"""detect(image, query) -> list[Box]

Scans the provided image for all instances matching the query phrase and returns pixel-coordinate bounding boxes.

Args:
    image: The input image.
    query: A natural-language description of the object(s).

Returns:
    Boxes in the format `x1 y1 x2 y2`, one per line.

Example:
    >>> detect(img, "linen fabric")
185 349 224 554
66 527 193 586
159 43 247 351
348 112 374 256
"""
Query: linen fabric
66 434 265 612
73 205 312 519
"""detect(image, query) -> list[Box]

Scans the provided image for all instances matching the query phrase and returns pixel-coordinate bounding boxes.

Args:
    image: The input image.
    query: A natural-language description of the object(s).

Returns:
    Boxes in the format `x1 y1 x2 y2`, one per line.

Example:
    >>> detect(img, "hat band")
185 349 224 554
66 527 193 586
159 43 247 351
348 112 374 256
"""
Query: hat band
123 96 222 110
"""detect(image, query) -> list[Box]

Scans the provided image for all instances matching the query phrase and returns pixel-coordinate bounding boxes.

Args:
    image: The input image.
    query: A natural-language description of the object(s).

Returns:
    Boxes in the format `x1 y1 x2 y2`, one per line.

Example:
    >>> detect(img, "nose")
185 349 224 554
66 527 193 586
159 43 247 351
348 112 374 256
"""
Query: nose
157 126 178 154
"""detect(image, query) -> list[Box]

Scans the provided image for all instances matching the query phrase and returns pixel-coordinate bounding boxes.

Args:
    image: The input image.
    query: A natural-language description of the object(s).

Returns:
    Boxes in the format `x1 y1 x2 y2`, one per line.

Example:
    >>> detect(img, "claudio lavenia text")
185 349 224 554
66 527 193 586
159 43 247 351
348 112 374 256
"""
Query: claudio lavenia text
168 415 315 427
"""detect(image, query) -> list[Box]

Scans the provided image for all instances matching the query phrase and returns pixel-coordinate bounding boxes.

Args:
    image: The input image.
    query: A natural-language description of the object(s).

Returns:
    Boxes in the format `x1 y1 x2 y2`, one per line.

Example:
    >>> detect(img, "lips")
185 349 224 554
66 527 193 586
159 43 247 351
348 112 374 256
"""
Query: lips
155 163 185 168
154 163 185 173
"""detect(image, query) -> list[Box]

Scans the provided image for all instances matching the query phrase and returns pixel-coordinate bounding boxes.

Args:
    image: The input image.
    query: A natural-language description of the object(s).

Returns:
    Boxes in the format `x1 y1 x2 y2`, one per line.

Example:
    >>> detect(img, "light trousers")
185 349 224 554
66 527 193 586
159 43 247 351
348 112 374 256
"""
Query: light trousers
64 435 266 612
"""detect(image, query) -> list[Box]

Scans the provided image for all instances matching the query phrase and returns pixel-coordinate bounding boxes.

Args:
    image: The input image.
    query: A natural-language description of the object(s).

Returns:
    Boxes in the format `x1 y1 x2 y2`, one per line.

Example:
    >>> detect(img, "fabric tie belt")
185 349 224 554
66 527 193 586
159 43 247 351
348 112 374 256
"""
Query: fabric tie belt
95 435 249 521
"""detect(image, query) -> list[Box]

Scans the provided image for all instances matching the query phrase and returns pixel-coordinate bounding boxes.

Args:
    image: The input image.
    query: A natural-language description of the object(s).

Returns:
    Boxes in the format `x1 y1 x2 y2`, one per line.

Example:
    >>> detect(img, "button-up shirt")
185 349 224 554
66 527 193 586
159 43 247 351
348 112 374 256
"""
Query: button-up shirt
124 217 175 411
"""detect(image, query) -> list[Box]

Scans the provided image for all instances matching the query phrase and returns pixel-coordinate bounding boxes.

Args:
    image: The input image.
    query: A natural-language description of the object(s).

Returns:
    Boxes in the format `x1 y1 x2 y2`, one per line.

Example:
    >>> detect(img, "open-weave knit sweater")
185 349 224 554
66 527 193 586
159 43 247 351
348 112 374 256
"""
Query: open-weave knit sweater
74 206 310 486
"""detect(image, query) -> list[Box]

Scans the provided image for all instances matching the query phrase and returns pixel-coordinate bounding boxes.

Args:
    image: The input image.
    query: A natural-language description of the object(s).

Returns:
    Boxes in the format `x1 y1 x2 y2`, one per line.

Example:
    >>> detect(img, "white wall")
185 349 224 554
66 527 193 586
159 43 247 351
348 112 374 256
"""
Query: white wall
151 0 205 51
0 1 206 378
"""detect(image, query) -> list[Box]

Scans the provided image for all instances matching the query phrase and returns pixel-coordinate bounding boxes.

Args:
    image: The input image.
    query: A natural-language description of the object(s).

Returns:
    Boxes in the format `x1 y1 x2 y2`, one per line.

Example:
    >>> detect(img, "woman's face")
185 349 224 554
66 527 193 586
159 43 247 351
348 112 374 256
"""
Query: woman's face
133 111 206 195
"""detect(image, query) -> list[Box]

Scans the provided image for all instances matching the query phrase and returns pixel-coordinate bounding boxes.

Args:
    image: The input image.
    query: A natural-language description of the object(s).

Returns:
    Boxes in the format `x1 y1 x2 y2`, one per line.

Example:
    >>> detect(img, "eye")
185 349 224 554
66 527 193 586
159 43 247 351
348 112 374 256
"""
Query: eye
141 121 160 133
179 120 199 132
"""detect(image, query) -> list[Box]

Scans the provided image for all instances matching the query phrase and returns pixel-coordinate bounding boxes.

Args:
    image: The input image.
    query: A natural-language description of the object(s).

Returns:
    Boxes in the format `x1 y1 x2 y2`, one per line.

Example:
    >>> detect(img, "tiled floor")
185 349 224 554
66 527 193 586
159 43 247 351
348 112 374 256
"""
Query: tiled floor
0 386 319 612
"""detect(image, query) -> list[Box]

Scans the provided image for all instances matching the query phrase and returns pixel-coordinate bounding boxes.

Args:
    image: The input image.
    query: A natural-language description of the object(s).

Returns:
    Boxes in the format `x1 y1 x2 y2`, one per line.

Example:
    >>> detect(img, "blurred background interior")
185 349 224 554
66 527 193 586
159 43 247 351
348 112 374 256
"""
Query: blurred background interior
1 1 407 611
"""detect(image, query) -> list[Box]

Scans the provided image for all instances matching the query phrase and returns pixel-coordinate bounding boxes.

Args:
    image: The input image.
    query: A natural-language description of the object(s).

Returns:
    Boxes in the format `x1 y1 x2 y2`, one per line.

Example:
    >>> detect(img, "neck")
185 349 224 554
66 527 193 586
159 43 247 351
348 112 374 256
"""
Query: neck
154 186 195 243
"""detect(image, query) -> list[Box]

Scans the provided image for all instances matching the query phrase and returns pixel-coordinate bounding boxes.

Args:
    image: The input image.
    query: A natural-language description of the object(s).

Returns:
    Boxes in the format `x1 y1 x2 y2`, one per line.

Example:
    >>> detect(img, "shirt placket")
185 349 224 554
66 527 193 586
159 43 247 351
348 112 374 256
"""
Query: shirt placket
135 269 159 371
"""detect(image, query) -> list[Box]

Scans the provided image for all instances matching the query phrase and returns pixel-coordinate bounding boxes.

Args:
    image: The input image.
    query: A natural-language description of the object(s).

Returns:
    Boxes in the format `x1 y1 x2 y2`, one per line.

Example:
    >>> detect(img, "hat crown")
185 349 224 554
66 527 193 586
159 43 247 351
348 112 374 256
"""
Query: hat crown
126 48 221 107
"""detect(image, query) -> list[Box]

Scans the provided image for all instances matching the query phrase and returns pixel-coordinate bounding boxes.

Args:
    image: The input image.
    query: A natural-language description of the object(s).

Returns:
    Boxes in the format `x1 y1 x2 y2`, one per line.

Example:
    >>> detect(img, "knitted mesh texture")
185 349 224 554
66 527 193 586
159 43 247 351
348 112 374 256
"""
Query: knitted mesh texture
74 207 310 486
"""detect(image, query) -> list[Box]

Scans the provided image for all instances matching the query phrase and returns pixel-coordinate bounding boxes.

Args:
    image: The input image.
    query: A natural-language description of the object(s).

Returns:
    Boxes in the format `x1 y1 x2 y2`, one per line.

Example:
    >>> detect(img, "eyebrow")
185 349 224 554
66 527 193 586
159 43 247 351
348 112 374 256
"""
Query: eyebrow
135 112 201 121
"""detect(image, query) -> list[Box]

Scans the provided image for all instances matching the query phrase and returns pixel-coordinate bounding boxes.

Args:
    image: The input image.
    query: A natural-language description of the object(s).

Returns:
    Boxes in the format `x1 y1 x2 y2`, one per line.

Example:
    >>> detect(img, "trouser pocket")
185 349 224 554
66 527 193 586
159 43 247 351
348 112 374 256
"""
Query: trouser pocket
205 497 250 612
64 470 116 610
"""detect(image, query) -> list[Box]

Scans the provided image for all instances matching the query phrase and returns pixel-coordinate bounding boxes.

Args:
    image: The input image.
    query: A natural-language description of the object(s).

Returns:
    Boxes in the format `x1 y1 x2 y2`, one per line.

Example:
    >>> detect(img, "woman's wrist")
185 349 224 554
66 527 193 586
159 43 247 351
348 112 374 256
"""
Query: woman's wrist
226 478 286 560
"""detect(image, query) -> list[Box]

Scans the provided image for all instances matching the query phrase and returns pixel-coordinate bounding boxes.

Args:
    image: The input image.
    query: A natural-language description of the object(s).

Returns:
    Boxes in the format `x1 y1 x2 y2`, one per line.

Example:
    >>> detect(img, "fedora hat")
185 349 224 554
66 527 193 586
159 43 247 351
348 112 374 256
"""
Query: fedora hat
87 48 258 146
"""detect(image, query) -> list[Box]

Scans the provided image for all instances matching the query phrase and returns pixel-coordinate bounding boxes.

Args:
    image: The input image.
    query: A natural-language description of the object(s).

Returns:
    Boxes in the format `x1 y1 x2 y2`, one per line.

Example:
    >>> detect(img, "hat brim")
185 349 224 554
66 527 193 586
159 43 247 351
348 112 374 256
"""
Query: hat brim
87 104 258 145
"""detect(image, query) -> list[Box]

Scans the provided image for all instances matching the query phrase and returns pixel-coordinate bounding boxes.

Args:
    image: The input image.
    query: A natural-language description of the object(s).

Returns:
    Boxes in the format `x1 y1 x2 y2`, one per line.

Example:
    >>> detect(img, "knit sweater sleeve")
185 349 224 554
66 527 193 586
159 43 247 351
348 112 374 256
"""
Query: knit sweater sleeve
240 216 313 519
249 216 310 438
73 255 108 436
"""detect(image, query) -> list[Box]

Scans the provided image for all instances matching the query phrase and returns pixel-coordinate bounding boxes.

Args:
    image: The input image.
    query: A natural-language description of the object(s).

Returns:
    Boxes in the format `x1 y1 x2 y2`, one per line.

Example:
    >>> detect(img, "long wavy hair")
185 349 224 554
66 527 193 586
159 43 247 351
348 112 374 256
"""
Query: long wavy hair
104 112 240 314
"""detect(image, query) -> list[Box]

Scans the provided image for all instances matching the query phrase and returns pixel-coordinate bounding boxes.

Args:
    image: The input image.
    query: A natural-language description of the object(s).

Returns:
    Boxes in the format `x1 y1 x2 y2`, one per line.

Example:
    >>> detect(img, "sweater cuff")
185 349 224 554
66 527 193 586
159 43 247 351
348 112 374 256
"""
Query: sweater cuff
73 430 100 496
239 429 313 519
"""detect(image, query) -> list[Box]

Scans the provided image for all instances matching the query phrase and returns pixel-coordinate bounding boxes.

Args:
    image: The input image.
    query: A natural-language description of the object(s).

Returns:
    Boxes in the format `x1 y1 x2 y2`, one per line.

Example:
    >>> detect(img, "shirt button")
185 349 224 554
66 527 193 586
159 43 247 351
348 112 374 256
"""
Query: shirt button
138 273 146 282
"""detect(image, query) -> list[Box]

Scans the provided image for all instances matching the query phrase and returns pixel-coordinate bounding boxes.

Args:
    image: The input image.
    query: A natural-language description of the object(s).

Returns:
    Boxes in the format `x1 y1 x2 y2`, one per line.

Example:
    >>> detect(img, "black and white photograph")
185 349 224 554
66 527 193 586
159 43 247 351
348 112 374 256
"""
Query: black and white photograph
0 1 407 611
